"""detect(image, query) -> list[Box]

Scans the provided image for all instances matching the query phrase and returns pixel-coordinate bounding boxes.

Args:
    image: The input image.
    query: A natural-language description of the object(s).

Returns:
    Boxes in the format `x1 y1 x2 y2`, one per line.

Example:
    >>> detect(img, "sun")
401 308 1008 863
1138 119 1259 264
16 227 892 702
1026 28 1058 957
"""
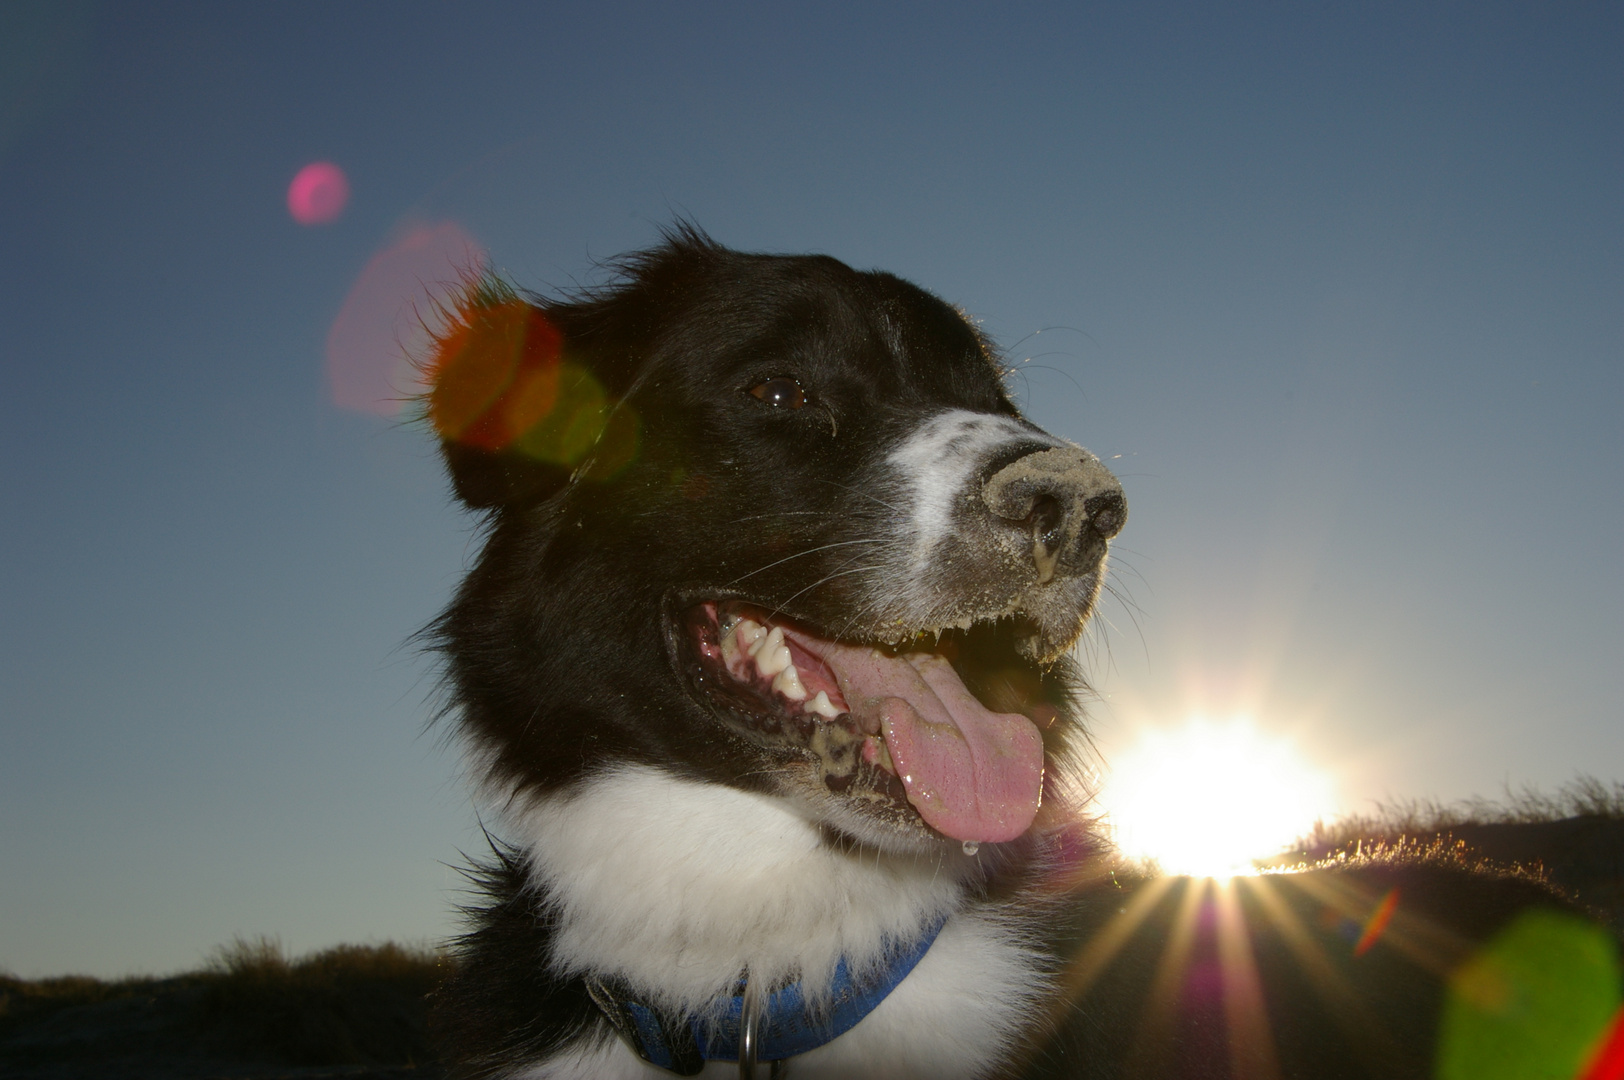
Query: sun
1099 715 1336 879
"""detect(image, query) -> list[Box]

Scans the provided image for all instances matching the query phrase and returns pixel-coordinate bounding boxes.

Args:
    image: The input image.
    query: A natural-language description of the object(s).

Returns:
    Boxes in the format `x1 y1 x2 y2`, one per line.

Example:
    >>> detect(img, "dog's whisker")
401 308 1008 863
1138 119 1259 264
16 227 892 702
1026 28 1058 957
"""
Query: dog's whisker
724 539 888 586
1097 581 1149 664
718 510 844 526
810 478 905 514
766 563 885 617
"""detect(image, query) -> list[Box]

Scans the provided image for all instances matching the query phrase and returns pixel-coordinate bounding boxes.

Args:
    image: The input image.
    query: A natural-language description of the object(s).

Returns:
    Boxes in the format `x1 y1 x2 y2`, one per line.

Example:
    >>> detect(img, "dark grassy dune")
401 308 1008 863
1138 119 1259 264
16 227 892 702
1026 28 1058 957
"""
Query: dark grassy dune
0 940 444 1080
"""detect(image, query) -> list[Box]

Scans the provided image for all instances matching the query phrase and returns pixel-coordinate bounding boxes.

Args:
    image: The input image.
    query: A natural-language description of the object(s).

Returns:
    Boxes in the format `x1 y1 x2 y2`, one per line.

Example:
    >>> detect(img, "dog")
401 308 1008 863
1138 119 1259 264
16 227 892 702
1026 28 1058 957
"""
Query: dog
423 228 1614 1079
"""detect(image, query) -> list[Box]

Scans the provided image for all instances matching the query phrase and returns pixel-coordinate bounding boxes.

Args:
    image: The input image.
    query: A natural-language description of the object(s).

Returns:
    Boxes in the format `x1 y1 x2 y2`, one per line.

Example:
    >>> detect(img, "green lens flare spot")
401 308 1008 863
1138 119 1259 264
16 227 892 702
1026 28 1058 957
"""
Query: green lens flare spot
1435 909 1622 1080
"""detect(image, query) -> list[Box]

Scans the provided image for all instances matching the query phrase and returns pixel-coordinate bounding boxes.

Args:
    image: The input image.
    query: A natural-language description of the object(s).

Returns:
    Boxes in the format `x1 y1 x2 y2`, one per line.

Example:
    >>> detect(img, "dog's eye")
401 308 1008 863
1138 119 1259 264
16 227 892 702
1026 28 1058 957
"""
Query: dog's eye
749 377 806 410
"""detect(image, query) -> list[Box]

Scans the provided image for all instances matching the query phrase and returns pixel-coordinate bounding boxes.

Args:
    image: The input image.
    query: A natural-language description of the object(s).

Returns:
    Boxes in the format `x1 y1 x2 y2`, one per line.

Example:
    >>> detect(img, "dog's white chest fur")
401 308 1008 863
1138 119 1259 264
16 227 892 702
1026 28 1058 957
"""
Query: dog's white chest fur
503 767 1048 1078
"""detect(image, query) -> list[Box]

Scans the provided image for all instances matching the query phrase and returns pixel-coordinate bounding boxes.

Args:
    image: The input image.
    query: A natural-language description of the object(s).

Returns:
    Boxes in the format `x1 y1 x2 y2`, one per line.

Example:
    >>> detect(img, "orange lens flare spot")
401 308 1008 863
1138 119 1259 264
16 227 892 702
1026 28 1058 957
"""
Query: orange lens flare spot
424 284 640 477
1351 888 1398 956
427 299 562 449
504 355 565 436
287 162 350 225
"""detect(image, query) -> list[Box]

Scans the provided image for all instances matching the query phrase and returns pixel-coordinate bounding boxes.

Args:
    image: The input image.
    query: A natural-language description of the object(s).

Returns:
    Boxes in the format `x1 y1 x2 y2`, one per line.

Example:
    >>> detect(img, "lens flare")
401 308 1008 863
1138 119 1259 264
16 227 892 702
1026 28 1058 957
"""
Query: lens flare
1351 887 1399 956
1101 716 1334 878
1436 909 1622 1080
423 278 640 478
326 221 486 416
1581 1007 1624 1080
287 162 350 225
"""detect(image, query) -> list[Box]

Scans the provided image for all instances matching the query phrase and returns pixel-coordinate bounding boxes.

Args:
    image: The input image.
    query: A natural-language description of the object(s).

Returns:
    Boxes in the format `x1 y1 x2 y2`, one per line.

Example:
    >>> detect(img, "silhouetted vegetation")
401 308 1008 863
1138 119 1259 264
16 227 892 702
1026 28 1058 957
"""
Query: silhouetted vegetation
1296 775 1624 851
195 937 443 1066
1280 776 1624 933
0 939 445 1079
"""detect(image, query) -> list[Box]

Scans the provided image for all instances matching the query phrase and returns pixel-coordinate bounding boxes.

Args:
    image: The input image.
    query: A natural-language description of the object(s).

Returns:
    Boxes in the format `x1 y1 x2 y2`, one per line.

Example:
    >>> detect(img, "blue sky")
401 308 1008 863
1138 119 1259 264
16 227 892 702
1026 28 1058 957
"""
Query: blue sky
2 2 1619 977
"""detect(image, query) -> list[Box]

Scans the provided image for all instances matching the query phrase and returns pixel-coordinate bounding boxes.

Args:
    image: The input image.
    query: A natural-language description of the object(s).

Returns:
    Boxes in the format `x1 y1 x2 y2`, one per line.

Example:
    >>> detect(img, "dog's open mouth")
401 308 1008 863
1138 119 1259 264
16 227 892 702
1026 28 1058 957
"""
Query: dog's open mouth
683 601 1045 844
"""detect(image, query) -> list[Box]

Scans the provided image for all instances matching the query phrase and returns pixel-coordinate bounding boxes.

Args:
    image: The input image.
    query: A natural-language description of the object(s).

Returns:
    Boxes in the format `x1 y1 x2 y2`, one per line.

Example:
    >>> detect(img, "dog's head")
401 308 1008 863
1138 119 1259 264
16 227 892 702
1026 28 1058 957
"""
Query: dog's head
427 229 1124 854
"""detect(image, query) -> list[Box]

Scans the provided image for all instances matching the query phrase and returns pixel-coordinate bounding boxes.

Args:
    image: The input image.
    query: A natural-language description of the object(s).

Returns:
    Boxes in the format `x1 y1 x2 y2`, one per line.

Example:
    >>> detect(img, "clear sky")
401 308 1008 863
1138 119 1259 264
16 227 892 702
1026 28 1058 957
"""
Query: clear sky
2 2 1619 978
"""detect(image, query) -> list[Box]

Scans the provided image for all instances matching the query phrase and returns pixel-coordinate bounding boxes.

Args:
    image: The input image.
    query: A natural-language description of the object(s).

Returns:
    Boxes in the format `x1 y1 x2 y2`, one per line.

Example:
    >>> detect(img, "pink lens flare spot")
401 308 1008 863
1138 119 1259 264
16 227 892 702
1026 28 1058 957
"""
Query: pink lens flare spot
287 162 351 225
327 221 488 416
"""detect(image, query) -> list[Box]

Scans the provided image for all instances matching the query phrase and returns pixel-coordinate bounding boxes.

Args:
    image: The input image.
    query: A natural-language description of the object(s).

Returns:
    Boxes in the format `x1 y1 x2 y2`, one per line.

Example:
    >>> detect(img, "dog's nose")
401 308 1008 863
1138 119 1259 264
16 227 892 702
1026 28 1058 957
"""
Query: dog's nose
982 448 1126 584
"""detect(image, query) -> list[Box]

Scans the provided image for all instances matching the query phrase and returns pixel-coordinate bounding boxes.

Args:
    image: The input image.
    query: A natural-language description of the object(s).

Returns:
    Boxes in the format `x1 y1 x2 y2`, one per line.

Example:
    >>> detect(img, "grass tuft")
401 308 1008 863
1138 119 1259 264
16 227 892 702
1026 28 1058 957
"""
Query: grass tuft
194 937 446 1066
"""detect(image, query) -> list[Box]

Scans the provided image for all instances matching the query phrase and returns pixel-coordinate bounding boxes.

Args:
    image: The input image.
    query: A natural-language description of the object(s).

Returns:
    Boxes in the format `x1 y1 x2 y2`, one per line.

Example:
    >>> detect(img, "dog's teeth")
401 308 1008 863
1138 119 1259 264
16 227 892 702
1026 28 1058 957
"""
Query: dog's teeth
804 691 840 719
772 663 806 701
755 627 791 676
739 620 768 656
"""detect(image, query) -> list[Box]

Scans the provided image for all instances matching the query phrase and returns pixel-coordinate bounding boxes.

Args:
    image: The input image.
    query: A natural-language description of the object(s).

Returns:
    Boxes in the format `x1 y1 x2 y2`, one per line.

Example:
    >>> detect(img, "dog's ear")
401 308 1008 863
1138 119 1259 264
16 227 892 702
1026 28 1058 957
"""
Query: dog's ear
423 278 639 509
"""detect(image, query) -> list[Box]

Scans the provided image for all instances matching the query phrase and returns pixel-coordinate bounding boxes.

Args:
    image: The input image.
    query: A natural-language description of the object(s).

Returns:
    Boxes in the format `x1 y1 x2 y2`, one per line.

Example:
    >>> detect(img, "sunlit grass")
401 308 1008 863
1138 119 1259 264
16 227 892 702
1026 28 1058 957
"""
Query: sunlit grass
1294 775 1624 856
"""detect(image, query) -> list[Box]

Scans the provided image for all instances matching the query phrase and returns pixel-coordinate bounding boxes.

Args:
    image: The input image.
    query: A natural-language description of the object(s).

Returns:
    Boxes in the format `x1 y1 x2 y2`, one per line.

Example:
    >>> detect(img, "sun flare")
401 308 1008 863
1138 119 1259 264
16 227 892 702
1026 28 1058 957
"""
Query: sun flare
1100 716 1336 879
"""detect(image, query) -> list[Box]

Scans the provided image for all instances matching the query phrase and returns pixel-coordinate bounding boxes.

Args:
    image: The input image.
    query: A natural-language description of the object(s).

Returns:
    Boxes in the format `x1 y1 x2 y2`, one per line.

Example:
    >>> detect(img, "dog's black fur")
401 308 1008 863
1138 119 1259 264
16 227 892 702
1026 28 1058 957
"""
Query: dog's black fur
425 229 1614 1079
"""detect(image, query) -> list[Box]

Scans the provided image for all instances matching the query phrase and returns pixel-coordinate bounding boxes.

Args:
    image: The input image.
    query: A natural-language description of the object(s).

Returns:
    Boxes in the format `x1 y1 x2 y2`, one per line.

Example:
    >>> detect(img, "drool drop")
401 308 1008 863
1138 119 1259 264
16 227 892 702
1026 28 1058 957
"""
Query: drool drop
961 841 980 856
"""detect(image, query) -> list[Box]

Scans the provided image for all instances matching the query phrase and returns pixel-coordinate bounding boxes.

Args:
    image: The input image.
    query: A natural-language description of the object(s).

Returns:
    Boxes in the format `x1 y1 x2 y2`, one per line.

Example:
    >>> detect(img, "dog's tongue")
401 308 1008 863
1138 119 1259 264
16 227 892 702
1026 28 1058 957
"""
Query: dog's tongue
810 638 1044 843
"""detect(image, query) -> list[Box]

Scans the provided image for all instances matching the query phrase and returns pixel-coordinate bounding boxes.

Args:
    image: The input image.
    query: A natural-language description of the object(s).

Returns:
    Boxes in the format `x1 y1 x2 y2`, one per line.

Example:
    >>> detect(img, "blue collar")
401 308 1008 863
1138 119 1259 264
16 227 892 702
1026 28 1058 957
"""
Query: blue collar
586 915 947 1075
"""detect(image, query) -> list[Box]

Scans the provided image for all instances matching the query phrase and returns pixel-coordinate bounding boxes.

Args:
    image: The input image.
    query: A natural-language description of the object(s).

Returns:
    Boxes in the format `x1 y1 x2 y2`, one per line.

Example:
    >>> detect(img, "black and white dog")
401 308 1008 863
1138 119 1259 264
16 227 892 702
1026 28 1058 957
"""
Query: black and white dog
425 230 1603 1079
